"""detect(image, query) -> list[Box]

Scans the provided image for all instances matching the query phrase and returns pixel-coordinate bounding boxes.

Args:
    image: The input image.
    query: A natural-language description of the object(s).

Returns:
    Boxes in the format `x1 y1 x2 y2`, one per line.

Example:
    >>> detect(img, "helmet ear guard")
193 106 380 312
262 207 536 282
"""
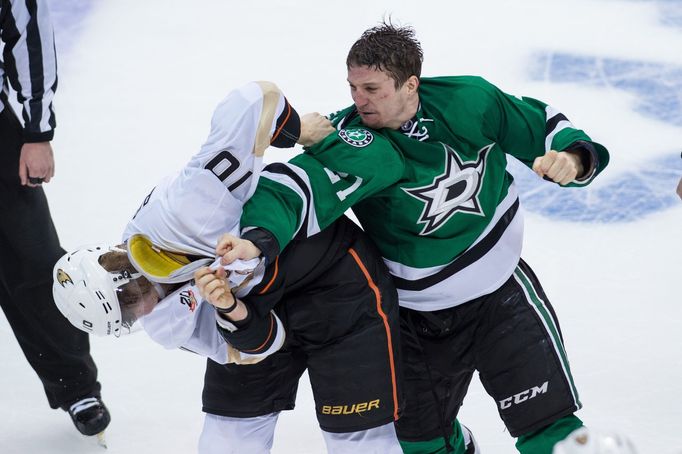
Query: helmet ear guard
53 244 145 337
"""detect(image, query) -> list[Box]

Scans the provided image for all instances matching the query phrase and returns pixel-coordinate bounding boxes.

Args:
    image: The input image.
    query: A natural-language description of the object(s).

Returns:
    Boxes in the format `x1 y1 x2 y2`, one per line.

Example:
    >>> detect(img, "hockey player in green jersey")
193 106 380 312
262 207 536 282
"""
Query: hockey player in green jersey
216 23 634 454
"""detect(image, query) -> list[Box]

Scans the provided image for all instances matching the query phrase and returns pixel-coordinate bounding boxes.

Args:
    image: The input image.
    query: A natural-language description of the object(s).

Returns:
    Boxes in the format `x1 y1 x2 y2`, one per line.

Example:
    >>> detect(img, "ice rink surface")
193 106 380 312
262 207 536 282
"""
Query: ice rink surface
1 0 680 452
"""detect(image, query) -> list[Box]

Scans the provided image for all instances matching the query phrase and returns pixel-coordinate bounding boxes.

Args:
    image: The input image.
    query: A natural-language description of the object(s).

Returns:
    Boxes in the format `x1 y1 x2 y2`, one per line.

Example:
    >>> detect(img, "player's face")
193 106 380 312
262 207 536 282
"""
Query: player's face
348 65 418 130
136 289 161 317
117 278 161 326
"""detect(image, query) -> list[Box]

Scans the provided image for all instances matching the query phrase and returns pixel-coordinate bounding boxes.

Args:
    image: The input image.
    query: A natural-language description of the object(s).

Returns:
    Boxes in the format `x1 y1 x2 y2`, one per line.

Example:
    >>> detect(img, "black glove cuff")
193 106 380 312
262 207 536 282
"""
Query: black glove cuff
564 140 598 181
241 228 280 263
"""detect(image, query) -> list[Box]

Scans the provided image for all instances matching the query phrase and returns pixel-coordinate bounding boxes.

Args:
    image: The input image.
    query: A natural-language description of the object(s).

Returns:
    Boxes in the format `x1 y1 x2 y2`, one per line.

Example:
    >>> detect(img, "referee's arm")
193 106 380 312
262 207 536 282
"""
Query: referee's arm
1 0 57 141
1 0 58 185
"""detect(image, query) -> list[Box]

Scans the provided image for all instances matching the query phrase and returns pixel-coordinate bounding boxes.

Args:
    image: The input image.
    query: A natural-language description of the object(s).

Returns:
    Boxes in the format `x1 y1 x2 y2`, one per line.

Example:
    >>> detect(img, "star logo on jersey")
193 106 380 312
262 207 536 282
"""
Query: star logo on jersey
403 143 493 235
339 128 374 147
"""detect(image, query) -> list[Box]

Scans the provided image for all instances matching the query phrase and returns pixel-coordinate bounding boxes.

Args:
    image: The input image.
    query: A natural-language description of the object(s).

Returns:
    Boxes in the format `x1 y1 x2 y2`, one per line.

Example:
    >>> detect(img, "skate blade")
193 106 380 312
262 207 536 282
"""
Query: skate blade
96 431 108 449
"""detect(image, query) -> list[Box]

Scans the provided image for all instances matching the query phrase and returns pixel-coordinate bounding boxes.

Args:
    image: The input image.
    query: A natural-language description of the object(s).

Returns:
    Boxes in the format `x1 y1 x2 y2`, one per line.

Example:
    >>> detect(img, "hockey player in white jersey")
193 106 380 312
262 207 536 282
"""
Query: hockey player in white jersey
52 81 404 453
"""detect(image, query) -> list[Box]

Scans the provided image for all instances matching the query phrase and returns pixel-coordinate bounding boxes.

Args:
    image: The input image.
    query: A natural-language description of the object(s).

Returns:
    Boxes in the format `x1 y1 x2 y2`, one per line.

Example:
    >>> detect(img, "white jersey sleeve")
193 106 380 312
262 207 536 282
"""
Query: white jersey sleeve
140 282 284 365
139 283 229 363
123 81 295 363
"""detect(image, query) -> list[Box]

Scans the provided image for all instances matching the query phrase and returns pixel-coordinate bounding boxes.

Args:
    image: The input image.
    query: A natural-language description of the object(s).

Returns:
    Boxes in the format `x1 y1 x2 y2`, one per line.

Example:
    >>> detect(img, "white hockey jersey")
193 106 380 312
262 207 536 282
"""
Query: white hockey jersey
122 81 294 364
124 80 291 256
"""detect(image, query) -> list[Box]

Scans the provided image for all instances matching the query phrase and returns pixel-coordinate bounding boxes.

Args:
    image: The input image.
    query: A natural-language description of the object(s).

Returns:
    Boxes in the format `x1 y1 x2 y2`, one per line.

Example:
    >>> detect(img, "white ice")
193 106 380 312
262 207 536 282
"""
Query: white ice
1 0 681 453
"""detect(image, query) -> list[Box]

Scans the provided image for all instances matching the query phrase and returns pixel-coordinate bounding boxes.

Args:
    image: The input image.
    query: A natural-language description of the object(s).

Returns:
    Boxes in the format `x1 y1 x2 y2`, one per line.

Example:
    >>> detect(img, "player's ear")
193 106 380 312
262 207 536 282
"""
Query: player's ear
404 75 419 94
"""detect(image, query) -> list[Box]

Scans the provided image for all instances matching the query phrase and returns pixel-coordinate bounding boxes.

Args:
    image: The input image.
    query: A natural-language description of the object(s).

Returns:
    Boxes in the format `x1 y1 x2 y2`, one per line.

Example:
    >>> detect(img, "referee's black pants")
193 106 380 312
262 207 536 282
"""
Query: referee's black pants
0 103 101 410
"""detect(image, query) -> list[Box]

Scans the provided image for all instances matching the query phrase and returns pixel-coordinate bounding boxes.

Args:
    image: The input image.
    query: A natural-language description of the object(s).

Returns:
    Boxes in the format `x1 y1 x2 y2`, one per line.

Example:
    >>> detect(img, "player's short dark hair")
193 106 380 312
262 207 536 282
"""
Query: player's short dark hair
346 21 423 89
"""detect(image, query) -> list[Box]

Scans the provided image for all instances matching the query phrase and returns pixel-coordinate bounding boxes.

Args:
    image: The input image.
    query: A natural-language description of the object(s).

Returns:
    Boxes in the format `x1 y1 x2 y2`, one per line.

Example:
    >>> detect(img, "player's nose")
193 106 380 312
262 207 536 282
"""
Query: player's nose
352 91 369 108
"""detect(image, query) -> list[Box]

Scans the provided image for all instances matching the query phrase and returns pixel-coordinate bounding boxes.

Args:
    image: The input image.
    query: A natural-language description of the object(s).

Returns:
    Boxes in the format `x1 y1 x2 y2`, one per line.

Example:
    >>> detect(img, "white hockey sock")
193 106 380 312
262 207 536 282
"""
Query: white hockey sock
322 422 403 454
198 412 279 454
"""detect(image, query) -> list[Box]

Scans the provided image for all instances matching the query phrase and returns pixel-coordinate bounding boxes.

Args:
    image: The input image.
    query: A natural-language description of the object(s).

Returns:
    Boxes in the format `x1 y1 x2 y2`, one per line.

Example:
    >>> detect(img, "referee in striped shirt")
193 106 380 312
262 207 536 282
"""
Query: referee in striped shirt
0 0 110 437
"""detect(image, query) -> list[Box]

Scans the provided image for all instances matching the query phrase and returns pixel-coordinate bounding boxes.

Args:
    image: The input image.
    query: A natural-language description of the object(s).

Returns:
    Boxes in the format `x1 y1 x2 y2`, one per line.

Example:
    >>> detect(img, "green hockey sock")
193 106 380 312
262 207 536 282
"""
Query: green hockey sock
515 414 584 454
399 419 467 454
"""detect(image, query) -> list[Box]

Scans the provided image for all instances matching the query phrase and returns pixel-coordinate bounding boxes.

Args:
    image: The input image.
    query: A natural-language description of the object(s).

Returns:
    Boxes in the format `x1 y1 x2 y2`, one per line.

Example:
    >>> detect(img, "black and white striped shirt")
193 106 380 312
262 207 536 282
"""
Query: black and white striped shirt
0 0 57 142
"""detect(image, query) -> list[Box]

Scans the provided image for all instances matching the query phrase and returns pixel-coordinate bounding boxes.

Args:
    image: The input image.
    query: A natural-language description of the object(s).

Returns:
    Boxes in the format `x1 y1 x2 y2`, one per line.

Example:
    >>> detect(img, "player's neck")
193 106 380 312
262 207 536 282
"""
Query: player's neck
391 95 420 130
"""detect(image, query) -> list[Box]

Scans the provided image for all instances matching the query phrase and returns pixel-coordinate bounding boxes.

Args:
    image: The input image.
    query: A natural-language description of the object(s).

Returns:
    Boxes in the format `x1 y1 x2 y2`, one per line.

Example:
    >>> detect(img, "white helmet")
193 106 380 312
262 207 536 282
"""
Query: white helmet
553 427 638 454
53 244 146 337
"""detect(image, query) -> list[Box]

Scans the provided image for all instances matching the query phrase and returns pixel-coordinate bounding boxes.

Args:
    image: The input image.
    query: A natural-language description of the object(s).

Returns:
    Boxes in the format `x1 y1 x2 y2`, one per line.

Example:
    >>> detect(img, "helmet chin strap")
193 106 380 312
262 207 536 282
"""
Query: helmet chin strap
152 282 167 299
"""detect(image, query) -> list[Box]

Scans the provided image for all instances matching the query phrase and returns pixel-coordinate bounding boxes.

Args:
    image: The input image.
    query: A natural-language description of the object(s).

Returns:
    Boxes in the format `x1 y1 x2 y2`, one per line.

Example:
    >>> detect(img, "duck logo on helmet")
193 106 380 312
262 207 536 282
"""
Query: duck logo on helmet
56 269 73 287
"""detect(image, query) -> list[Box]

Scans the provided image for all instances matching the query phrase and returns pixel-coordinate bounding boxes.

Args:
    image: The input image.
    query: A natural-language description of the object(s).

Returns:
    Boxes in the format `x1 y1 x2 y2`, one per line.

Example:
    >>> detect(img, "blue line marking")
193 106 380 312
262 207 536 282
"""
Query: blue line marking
529 53 682 128
514 0 682 222
508 153 682 222
518 50 682 222
658 0 682 29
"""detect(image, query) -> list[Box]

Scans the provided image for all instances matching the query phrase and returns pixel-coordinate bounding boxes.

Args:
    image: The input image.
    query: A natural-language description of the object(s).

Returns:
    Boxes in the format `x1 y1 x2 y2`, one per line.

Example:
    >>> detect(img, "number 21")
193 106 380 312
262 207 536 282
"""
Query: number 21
323 168 363 201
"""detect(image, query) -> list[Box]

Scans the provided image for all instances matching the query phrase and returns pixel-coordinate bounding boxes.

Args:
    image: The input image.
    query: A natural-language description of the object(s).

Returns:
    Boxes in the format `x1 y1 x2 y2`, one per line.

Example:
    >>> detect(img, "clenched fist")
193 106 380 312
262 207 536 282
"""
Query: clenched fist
216 233 261 266
298 112 334 147
532 150 584 185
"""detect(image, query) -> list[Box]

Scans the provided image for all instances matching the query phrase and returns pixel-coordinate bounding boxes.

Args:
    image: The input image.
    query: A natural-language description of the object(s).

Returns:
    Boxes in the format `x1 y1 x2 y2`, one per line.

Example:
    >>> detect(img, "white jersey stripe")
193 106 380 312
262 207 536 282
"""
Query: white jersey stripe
385 184 520 281
260 164 322 238
392 184 523 311
545 105 575 153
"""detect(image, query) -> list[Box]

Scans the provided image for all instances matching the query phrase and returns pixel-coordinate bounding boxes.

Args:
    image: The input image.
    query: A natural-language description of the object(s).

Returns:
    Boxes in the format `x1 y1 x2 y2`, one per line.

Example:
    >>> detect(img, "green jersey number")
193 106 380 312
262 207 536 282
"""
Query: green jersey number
323 168 363 201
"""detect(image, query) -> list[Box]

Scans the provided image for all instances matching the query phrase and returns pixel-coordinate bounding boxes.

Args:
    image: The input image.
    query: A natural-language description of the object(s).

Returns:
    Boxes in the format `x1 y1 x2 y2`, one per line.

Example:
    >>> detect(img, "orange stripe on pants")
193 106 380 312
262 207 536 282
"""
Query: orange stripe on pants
348 247 400 421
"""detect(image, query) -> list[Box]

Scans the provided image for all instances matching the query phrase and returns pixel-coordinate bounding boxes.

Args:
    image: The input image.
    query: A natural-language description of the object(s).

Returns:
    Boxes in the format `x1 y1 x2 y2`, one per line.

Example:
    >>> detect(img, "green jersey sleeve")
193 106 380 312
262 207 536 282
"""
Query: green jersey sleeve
460 76 609 186
241 127 404 251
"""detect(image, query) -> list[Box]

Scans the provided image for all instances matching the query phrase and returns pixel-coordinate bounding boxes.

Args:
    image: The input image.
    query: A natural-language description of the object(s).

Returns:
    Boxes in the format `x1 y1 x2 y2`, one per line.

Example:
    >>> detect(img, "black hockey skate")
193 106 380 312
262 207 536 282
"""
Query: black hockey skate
67 396 111 436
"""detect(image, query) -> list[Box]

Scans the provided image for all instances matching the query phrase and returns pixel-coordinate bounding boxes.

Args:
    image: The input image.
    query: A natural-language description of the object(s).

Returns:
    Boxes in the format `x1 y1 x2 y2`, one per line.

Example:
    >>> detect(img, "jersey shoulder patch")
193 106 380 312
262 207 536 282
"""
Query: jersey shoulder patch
338 128 374 148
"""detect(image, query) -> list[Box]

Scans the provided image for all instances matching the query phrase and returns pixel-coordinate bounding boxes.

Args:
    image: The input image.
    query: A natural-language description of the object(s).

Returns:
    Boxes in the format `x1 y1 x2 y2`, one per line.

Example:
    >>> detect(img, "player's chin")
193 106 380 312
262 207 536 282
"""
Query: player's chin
359 113 381 128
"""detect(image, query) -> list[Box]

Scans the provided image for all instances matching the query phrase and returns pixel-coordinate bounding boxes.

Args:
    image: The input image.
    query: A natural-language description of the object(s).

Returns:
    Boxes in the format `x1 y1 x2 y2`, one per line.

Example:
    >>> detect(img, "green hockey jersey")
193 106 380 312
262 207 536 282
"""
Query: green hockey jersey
241 76 609 310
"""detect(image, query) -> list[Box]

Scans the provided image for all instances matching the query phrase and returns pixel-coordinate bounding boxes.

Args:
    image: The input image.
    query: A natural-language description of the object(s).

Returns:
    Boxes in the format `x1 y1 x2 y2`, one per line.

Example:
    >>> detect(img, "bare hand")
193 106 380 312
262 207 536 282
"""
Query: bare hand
194 266 235 309
677 177 682 200
216 233 262 265
19 142 55 186
194 266 249 321
298 112 334 147
532 150 584 185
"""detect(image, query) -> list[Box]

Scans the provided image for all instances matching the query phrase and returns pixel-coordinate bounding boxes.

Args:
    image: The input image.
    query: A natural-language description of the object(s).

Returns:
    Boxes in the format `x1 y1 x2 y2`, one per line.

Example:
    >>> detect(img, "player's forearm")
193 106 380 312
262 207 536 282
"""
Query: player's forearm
240 178 304 252
215 310 284 355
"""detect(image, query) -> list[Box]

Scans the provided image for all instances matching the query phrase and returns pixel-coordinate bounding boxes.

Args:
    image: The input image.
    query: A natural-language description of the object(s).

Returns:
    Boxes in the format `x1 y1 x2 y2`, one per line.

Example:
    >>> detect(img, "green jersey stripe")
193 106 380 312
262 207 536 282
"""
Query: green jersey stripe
513 267 581 408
